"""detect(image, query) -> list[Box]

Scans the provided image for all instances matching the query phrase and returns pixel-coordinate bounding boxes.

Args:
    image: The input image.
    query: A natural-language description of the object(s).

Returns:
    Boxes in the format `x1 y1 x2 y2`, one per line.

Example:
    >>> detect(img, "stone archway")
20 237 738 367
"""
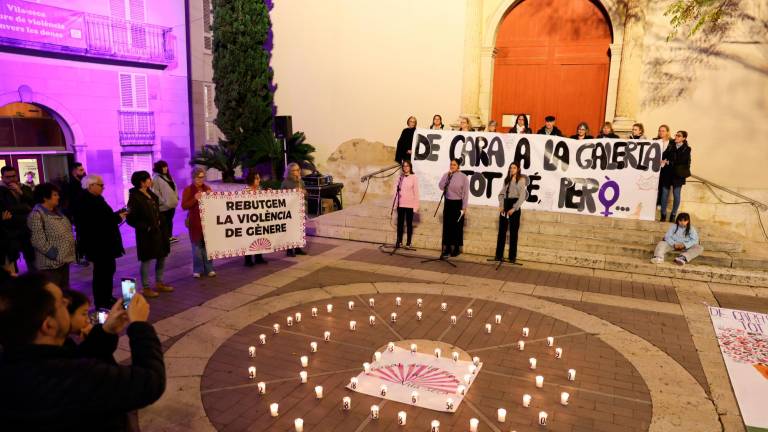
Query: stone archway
0 87 88 166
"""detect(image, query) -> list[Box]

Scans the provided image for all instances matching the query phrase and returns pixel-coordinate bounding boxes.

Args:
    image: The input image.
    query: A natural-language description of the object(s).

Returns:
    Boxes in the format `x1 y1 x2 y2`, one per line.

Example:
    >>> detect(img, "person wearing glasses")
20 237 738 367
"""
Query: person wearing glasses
75 175 127 309
182 167 216 278
570 122 594 140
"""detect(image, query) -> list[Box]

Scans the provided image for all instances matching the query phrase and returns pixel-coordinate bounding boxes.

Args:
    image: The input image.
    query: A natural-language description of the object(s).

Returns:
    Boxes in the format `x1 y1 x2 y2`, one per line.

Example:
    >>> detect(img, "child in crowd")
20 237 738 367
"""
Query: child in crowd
62 289 124 361
650 213 704 266
65 289 93 342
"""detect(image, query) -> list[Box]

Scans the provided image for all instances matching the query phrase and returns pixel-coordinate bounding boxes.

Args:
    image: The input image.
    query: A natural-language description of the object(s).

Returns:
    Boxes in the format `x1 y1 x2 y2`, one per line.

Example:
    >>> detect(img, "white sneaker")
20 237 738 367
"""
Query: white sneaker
207 271 217 277
192 272 201 278
674 256 687 266
650 256 664 264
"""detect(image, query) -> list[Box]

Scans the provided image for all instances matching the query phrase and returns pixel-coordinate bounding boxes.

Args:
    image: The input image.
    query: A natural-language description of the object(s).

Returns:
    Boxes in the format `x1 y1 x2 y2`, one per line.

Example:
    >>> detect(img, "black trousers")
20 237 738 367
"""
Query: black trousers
441 199 464 250
161 208 176 238
396 207 414 246
92 257 117 308
495 199 521 261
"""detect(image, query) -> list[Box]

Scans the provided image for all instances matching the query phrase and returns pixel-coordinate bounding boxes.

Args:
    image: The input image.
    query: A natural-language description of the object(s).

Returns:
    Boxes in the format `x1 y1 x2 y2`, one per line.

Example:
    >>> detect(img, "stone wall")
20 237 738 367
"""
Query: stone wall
319 139 398 206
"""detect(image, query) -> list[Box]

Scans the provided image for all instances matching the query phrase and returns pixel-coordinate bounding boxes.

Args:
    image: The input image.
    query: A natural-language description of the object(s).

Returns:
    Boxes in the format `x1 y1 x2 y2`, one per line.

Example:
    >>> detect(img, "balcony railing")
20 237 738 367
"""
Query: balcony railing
118 111 155 146
84 14 175 64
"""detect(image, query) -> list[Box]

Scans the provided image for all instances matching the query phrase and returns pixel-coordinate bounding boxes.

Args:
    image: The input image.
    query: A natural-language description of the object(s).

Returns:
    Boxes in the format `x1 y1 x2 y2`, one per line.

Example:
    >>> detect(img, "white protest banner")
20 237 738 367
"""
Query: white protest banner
347 346 482 412
410 128 662 220
709 306 768 431
199 189 306 259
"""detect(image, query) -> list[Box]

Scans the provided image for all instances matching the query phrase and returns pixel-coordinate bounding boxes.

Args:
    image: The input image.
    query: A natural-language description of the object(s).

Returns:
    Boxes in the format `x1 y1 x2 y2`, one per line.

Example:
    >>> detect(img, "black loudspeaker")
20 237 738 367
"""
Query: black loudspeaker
275 115 293 139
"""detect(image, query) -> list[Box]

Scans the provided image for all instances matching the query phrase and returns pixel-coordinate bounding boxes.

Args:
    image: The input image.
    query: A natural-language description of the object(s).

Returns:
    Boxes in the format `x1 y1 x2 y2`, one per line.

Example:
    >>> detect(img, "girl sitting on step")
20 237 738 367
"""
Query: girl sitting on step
650 213 704 266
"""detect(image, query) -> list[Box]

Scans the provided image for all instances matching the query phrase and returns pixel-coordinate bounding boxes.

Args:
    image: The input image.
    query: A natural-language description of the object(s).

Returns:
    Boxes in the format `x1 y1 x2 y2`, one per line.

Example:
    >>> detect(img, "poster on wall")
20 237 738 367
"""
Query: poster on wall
199 189 306 259
709 306 768 431
0 0 87 51
410 129 662 221
16 158 41 188
347 346 482 412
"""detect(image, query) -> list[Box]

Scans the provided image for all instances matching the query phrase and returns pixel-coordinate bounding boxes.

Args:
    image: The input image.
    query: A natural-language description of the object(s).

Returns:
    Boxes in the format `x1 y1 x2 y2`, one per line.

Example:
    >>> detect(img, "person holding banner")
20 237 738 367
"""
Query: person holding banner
395 116 417 163
536 115 562 136
570 122 594 140
244 171 267 266
597 122 619 138
394 161 419 250
438 159 469 258
430 115 444 130
493 163 528 263
181 168 216 278
458 116 472 132
486 120 498 132
281 163 307 257
629 123 647 139
511 115 532 134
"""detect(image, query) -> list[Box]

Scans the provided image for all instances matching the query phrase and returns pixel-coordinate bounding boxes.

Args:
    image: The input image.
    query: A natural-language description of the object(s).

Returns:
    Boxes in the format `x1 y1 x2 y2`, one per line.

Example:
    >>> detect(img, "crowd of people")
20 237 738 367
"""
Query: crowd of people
393 114 701 266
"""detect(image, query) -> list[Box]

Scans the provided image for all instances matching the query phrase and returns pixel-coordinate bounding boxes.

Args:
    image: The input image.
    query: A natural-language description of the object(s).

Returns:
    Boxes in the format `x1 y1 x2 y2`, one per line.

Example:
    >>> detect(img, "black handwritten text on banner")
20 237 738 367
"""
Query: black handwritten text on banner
410 128 662 221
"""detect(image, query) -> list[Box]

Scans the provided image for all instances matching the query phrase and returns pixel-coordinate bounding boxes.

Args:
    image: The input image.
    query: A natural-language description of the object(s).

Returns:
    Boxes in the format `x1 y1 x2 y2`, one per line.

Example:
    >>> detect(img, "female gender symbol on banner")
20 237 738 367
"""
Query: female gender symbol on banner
598 176 621 217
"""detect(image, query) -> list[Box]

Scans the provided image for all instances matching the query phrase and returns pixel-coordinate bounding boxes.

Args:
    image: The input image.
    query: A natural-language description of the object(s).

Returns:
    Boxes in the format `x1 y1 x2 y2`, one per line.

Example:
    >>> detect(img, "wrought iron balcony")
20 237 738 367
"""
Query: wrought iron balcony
118 111 155 146
84 14 175 64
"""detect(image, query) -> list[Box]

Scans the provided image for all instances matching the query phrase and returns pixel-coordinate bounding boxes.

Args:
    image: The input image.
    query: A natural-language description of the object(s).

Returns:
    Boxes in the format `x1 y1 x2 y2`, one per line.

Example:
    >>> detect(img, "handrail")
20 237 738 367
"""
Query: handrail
361 163 400 182
690 174 768 211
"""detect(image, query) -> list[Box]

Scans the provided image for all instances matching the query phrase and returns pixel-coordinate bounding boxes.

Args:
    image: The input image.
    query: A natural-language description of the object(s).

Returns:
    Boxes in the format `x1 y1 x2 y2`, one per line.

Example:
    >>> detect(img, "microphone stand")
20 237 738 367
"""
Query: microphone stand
421 172 457 268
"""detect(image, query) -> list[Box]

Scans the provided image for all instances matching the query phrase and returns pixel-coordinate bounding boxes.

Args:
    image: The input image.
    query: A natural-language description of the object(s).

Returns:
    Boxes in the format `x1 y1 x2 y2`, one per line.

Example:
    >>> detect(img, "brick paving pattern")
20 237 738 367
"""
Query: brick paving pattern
201 294 652 432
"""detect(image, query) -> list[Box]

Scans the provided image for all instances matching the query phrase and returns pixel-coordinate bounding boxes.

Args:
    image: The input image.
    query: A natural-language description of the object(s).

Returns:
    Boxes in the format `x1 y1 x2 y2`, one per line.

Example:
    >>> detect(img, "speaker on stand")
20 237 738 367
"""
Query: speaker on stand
275 116 293 175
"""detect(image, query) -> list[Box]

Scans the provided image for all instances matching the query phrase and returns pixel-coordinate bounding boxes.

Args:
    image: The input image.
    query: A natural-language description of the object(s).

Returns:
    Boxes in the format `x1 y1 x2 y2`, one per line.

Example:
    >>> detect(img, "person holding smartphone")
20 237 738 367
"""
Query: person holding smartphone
63 289 124 363
0 273 165 430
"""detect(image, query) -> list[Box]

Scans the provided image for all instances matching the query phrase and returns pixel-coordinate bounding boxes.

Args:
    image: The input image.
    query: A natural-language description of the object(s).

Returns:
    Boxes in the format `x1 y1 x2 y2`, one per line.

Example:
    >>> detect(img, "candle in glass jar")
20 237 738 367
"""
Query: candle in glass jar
417 298 423 308
441 302 447 311
315 385 324 398
270 403 279 417
411 391 418 404
310 341 317 353
468 364 477 375
535 375 544 388
495 314 502 324
348 300 354 310
248 346 256 357
446 398 454 410
485 323 492 333
391 312 397 323
529 357 537 369
518 340 525 350
523 394 532 407
416 311 423 321
466 308 473 318
300 356 308 367
452 351 460 362
363 362 371 373
522 327 529 337
497 408 507 422
395 297 402 306
342 396 351 410
431 420 440 432
561 392 570 405
380 384 387 396
324 331 330 342
299 371 308 383
374 351 382 362
457 384 466 395
469 418 479 432
326 304 333 313
568 368 576 381
369 297 375 307
349 320 357 331
350 377 358 389
434 348 441 358
546 336 554 346
257 381 266 394
259 334 266 344
450 315 457 325
273 324 280 334
555 347 563 359
248 366 256 379
538 411 548 426
295 312 302 322
294 418 304 432
311 307 318 317
369 315 375 325
397 411 407 426
370 405 379 419
464 374 472 384
473 356 480 366
286 316 293 326
410 343 417 353
387 342 395 352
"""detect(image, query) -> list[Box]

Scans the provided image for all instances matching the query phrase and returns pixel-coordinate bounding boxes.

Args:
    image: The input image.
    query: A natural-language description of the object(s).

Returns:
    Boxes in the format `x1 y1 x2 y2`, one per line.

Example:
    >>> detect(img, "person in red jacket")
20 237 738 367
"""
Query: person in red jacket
181 167 215 278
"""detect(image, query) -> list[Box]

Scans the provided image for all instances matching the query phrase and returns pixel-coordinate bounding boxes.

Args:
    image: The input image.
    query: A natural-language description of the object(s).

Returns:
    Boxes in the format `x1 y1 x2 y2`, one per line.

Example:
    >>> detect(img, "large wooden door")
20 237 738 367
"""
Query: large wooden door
491 0 611 135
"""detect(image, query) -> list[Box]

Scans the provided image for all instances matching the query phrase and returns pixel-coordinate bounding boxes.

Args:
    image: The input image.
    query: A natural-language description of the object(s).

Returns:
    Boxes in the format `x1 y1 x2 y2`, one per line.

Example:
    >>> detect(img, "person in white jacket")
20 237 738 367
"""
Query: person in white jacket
650 213 704 266
151 161 179 243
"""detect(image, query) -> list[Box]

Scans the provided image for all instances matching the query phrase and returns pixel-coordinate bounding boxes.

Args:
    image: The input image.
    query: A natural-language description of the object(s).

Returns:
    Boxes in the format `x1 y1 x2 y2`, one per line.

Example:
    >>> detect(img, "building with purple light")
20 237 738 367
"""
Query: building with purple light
0 0 191 206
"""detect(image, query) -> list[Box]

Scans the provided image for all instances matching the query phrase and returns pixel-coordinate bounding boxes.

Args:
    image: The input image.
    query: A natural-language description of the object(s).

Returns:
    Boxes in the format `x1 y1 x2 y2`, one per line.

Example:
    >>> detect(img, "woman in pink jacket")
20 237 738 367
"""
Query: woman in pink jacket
394 160 419 250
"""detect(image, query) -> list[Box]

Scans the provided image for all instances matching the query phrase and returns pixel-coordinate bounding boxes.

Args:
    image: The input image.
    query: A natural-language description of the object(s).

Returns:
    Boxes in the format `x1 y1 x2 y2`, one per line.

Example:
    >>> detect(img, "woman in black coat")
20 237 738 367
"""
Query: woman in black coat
126 171 172 298
659 130 691 222
395 116 417 164
75 175 127 309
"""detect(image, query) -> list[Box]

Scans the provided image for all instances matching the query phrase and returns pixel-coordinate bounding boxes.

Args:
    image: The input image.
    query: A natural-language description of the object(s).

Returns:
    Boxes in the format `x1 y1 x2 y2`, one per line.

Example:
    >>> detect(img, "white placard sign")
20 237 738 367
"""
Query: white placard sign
199 189 306 259
709 307 768 431
347 346 482 412
410 128 663 220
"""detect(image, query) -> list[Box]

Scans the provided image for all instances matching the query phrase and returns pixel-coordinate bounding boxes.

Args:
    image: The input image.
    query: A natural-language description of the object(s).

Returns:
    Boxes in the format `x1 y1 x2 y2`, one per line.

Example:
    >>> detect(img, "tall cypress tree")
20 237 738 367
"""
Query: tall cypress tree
210 0 275 181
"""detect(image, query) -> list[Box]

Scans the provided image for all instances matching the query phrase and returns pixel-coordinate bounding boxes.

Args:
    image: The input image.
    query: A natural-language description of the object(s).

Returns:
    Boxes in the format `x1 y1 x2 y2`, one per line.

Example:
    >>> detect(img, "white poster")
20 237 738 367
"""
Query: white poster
709 307 768 431
199 189 306 259
410 129 662 220
16 158 41 188
347 346 483 412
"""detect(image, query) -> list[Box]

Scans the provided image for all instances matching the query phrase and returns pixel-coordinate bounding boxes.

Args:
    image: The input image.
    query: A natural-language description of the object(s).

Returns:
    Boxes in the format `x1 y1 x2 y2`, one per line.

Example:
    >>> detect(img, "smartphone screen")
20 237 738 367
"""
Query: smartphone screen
121 278 137 309
97 309 109 324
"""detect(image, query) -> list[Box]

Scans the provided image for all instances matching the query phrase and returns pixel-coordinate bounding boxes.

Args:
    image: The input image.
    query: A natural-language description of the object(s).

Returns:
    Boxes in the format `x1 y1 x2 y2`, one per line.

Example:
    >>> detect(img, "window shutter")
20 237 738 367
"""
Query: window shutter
133 74 149 110
128 0 145 22
110 0 126 19
121 153 153 204
119 73 134 109
203 0 212 31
